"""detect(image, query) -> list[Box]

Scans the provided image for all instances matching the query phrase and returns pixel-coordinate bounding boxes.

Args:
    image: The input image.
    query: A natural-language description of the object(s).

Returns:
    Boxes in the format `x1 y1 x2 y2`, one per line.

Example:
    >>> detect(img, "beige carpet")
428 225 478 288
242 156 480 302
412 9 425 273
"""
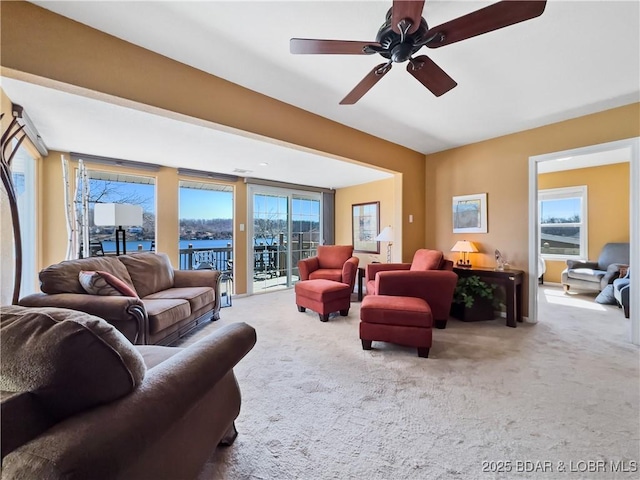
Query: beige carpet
181 286 639 479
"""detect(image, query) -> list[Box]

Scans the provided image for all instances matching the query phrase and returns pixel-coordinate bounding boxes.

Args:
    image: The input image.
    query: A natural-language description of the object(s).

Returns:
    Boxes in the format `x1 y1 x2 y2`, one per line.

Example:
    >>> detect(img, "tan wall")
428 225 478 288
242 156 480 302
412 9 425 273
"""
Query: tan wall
426 103 640 317
335 176 400 268
538 162 630 283
1 0 426 263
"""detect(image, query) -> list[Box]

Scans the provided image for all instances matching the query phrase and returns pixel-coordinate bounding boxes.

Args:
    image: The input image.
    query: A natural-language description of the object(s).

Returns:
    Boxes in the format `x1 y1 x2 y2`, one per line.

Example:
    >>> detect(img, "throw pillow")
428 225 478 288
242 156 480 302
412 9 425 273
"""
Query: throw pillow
79 270 138 297
0 306 146 421
595 284 617 305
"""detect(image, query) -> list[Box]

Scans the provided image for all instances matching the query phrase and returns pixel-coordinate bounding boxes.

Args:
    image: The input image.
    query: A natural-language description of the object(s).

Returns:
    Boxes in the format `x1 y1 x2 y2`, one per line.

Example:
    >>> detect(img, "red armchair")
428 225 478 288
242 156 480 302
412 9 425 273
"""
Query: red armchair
298 245 360 292
365 249 457 329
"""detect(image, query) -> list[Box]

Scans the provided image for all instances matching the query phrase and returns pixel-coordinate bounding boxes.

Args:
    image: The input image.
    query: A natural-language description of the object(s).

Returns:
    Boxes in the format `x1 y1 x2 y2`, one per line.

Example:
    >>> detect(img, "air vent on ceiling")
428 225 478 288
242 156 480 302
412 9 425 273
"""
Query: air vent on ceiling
232 168 253 174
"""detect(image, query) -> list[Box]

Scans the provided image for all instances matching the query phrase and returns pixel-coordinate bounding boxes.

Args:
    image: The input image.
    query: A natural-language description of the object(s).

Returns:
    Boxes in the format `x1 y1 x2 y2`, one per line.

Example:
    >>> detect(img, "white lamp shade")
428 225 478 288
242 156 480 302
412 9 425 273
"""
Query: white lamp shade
94 203 143 227
450 240 478 253
375 226 394 242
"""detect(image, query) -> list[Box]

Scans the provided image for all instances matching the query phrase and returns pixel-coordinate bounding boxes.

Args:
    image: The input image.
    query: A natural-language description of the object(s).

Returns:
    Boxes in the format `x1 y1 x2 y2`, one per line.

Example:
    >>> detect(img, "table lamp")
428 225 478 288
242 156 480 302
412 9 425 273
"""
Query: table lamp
451 240 478 268
375 226 394 263
94 203 143 255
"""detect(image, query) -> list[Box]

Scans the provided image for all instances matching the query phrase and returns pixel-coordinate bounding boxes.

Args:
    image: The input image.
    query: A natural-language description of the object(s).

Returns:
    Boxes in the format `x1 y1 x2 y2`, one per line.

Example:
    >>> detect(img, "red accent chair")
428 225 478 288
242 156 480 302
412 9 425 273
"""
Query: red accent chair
298 245 360 292
364 249 457 329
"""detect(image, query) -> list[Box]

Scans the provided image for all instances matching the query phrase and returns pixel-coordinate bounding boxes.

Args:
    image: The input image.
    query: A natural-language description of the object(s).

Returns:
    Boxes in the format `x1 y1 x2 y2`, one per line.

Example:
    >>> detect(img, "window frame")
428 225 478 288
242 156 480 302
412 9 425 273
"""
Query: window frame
538 185 588 261
82 170 156 255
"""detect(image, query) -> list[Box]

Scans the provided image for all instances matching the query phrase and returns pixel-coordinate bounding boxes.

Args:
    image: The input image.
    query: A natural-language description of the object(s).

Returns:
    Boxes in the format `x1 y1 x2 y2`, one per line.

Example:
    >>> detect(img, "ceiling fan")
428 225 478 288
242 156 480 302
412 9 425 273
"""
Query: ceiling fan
290 0 547 104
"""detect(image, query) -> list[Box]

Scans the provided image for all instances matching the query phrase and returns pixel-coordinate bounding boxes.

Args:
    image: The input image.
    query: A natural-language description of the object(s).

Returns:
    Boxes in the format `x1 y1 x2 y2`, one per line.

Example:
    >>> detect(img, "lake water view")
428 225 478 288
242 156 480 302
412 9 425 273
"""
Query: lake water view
101 239 233 252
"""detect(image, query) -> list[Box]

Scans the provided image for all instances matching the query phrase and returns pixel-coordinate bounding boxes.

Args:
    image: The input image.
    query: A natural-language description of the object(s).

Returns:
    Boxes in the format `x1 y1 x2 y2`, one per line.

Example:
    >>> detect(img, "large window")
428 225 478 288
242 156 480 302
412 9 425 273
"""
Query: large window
11 145 38 297
538 186 587 259
178 181 233 272
81 171 156 255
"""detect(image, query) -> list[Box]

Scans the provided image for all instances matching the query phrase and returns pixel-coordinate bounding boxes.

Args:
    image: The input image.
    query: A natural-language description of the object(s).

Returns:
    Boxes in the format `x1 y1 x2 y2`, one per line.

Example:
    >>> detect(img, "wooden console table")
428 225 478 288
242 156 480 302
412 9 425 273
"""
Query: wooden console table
453 267 524 328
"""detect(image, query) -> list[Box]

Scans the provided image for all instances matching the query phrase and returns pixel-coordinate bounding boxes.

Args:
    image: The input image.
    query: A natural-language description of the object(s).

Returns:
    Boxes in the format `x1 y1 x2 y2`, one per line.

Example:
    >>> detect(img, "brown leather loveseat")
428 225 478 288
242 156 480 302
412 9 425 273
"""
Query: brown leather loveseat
19 252 221 345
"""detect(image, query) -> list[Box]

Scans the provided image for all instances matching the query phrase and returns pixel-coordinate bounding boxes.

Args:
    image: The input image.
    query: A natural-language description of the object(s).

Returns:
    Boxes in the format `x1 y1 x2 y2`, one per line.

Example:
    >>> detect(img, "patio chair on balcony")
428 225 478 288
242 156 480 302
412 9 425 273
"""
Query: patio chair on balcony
89 241 104 257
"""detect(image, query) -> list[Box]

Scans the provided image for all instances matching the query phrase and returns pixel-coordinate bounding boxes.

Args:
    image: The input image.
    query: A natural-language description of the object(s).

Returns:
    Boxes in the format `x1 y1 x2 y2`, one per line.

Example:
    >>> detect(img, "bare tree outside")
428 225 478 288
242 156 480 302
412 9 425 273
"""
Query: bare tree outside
76 176 156 254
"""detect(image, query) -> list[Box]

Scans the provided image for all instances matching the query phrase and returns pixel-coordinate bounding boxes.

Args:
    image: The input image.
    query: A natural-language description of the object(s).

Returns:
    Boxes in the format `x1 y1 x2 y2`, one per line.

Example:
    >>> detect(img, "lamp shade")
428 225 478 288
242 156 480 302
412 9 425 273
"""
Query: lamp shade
450 240 478 253
94 203 143 227
375 226 394 242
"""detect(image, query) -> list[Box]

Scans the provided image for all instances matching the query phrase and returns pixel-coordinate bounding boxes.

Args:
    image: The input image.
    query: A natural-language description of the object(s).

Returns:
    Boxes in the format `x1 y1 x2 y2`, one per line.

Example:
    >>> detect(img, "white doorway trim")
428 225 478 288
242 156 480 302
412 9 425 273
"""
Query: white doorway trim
528 137 640 345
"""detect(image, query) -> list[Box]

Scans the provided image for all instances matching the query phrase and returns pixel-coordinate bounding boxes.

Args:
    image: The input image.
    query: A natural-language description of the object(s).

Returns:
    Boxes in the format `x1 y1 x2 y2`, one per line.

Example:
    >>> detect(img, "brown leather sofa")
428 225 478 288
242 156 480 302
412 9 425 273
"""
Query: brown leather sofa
18 252 221 345
1 305 256 480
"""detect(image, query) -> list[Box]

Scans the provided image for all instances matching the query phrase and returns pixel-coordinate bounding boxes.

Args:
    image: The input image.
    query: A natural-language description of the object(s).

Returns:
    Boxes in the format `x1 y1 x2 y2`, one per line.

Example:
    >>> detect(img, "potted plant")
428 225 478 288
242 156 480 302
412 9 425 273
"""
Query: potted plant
451 275 498 322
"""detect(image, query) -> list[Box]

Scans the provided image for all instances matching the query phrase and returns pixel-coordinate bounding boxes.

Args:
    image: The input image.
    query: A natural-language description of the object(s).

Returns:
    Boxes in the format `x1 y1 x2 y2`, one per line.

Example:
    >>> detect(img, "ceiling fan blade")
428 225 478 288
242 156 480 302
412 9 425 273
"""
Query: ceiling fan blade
406 55 457 97
340 63 392 105
425 0 547 48
290 38 380 55
391 0 425 35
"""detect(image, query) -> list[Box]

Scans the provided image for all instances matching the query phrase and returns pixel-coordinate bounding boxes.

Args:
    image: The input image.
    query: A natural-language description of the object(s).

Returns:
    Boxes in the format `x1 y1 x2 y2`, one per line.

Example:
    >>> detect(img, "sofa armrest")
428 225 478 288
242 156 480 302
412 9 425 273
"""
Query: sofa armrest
18 293 146 344
173 269 221 288
342 257 360 291
1 323 257 479
375 270 459 322
365 263 410 283
298 257 319 281
566 260 598 270
601 263 628 287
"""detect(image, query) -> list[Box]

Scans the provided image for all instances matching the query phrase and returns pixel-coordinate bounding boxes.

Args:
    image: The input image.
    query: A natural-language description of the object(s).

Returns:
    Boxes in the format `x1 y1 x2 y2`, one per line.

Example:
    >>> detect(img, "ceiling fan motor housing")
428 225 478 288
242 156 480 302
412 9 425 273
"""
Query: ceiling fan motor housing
376 13 430 63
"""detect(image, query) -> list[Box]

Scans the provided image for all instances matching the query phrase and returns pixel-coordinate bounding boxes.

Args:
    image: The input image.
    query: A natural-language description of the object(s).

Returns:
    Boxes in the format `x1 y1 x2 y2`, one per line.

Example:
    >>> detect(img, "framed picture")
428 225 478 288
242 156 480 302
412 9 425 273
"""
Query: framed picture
452 193 487 233
352 201 380 253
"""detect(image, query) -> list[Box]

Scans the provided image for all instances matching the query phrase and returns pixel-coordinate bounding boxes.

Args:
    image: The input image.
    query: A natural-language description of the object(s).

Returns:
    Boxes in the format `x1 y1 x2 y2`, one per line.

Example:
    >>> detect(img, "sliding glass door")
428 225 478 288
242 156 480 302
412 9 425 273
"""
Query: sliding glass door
249 186 321 294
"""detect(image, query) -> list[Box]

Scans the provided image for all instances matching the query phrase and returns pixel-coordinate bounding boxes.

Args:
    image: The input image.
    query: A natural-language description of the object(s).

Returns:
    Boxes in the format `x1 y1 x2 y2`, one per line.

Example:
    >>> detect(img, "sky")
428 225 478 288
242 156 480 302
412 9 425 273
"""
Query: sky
540 198 581 223
179 188 233 219
88 179 233 219
88 180 324 221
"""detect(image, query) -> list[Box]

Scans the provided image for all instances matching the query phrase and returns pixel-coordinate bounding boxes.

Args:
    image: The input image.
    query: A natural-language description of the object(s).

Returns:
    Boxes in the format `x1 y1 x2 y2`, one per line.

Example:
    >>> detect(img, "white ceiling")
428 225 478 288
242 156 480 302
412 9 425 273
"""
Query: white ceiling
4 0 640 187
1 77 392 189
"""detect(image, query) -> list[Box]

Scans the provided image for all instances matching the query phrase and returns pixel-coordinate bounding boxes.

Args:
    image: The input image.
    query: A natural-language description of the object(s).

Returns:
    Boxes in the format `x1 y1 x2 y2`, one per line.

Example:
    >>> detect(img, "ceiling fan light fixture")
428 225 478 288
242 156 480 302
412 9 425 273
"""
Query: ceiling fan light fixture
290 0 547 104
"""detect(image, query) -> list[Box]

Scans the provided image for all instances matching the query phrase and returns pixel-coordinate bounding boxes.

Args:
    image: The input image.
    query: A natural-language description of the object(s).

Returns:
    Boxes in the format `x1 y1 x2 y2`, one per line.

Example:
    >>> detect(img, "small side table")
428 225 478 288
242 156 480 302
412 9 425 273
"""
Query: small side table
220 272 233 308
357 267 366 301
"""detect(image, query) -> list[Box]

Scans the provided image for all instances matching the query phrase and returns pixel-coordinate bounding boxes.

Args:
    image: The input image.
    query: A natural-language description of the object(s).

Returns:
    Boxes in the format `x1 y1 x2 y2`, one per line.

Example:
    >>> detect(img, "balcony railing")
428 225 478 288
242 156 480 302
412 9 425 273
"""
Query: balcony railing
179 245 233 272
179 242 319 283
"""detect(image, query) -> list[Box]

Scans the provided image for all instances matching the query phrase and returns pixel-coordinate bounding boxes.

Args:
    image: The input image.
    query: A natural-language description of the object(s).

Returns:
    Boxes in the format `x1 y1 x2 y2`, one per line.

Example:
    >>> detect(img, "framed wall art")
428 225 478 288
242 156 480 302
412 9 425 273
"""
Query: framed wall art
352 201 380 253
452 193 487 233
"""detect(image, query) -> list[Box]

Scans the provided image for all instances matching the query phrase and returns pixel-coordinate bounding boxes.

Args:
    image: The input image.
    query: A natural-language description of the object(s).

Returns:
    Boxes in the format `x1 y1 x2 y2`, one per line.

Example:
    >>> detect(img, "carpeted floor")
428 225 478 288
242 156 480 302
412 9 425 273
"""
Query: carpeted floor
181 286 639 479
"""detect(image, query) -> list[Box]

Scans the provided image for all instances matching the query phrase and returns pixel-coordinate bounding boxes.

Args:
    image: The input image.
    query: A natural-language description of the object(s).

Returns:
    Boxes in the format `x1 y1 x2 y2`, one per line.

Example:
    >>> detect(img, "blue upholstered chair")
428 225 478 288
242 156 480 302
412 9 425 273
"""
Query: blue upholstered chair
613 269 630 318
561 242 629 293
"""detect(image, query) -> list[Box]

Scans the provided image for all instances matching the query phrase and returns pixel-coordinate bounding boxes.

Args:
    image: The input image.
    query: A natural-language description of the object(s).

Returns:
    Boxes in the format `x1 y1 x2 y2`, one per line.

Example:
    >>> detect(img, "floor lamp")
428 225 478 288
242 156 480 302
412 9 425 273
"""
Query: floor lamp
375 226 394 263
94 203 143 255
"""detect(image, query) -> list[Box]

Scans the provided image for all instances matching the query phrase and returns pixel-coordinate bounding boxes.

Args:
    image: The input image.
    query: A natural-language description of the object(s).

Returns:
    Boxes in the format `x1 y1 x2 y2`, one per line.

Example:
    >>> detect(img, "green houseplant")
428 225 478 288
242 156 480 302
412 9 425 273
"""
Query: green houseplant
451 275 498 322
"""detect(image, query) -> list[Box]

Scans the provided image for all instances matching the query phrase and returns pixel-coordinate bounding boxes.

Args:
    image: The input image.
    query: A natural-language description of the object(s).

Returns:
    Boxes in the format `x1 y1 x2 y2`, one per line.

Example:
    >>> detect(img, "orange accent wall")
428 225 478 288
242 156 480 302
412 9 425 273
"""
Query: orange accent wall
426 103 639 316
538 162 630 283
335 176 401 267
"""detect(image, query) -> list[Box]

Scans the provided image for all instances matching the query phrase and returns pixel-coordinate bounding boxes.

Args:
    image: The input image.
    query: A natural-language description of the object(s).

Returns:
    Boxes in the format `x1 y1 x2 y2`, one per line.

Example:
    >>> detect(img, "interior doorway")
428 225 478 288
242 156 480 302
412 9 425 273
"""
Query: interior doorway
528 138 640 345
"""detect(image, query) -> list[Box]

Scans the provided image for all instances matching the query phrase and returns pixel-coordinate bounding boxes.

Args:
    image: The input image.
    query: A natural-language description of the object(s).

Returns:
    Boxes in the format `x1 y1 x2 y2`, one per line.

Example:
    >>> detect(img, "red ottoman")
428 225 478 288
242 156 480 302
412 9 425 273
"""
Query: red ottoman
295 279 352 322
360 295 433 358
